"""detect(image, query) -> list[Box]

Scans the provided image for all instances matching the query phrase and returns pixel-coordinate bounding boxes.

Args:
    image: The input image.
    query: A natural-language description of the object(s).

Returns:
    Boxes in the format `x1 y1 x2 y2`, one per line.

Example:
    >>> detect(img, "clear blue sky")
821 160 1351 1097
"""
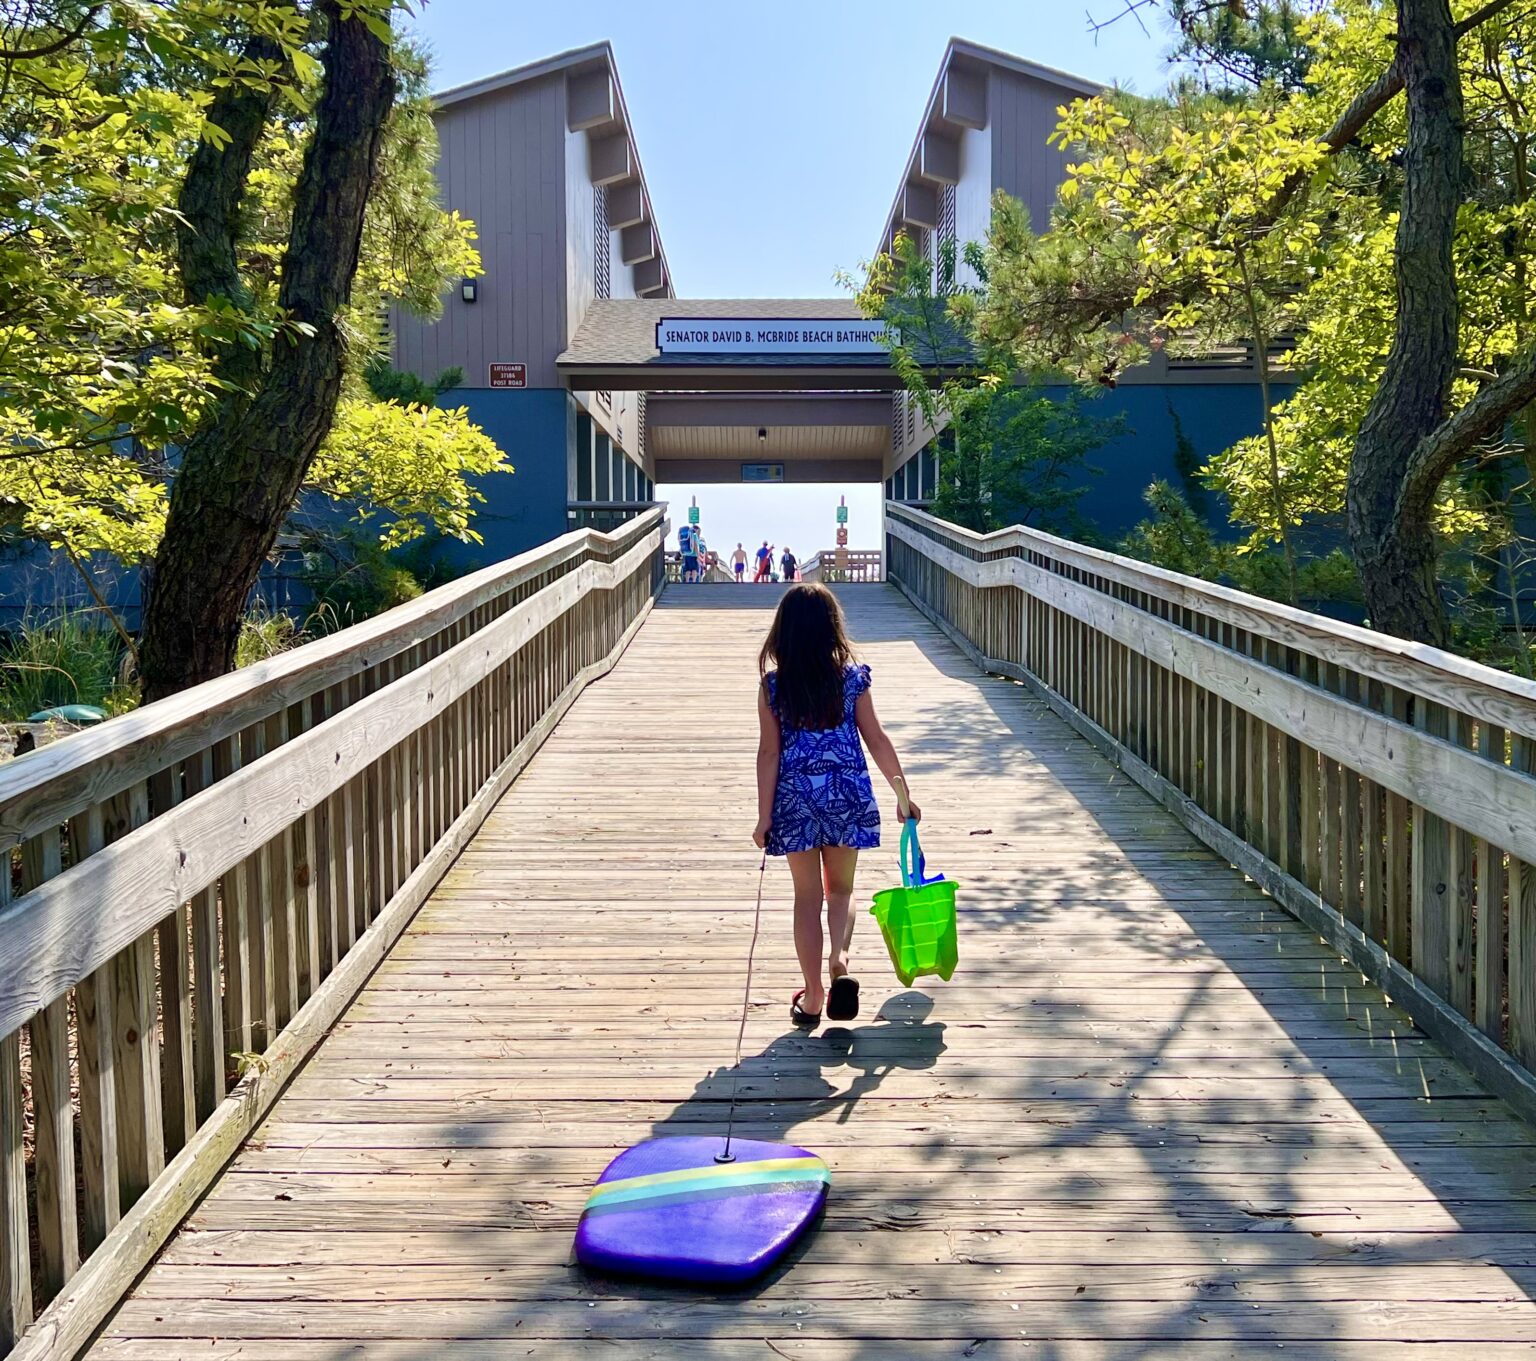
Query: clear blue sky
408 0 1177 554
410 1 1175 297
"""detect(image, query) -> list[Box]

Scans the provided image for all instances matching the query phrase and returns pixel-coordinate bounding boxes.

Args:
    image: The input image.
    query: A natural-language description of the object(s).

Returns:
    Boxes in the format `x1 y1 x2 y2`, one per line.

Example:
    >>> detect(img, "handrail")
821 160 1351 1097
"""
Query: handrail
886 501 1536 1126
809 549 882 583
0 509 665 852
888 503 1536 741
0 509 667 1358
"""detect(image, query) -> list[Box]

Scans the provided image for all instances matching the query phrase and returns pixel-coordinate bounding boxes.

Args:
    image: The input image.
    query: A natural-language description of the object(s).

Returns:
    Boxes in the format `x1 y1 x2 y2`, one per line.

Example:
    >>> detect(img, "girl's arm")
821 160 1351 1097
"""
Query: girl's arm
753 683 780 848
855 690 921 822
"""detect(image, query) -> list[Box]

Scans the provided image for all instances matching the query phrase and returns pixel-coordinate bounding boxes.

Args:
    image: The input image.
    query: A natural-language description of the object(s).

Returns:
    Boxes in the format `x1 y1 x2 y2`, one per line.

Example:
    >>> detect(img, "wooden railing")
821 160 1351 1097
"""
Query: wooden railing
0 508 666 1358
806 549 882 583
886 502 1536 1123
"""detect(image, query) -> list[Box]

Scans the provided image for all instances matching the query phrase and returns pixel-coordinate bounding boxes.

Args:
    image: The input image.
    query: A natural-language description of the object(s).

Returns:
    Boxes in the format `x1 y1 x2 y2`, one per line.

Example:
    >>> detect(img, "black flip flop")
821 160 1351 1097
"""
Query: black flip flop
827 975 860 1022
790 989 821 1028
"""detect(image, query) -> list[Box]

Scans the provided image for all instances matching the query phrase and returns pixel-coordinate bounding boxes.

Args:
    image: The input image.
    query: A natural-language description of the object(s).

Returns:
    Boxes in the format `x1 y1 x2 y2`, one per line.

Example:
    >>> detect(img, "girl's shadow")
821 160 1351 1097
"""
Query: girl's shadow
651 990 948 1142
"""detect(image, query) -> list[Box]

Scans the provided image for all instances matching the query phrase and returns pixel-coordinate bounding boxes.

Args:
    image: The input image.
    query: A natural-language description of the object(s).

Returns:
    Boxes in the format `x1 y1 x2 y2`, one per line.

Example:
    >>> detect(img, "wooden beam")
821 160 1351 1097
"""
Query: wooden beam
901 181 939 230
588 132 632 187
918 132 961 185
619 221 655 265
0 1032 30 1348
607 181 644 229
942 63 988 129
633 256 665 296
565 67 616 132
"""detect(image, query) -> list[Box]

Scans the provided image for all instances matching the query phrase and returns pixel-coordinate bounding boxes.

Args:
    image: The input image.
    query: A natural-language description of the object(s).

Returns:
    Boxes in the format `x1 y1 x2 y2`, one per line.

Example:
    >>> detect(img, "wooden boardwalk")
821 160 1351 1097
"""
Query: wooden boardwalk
85 587 1536 1359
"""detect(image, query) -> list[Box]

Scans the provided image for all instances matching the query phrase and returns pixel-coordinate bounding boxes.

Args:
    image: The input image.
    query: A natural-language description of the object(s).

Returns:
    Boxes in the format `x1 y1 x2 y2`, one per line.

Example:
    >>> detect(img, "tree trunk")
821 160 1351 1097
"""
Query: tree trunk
138 2 395 701
1346 0 1463 646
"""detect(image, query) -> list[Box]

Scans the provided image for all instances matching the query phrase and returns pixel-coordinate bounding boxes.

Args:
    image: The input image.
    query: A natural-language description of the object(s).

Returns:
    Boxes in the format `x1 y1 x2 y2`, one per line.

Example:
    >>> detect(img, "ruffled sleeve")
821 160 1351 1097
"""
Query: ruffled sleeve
849 663 872 698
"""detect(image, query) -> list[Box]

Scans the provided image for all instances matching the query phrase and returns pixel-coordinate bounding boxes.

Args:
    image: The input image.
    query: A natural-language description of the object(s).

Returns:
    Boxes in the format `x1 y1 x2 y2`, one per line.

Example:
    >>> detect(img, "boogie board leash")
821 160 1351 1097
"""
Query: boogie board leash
717 848 769 1164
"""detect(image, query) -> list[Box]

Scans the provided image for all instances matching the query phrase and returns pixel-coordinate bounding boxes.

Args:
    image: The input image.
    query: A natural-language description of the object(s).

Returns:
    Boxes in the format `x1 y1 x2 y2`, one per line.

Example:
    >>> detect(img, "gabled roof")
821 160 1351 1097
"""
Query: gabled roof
431 42 674 297
948 37 1105 101
877 37 1108 256
433 41 612 110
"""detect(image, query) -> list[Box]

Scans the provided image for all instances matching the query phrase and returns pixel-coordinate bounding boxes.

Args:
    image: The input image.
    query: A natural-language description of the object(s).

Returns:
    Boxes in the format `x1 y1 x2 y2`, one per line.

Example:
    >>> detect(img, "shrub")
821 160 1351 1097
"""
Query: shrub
301 541 424 633
0 608 133 722
235 602 302 669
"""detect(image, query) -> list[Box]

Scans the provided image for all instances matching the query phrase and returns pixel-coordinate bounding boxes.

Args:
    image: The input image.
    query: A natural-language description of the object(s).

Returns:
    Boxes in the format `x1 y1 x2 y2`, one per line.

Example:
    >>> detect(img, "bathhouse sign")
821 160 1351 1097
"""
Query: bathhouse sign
655 318 895 356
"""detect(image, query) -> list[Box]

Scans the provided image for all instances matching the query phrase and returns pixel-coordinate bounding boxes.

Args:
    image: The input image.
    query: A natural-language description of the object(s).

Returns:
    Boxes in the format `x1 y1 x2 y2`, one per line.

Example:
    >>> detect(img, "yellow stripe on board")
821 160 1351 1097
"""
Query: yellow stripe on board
587 1155 824 1201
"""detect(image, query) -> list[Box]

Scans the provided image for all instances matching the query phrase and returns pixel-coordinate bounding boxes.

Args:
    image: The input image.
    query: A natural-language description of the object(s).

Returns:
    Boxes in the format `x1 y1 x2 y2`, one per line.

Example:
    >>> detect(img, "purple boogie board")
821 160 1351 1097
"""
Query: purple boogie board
573 1136 830 1285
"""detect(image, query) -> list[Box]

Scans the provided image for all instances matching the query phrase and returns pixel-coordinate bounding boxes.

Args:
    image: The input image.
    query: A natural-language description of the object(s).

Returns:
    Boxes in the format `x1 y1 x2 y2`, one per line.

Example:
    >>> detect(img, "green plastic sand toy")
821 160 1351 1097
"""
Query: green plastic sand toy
870 819 958 987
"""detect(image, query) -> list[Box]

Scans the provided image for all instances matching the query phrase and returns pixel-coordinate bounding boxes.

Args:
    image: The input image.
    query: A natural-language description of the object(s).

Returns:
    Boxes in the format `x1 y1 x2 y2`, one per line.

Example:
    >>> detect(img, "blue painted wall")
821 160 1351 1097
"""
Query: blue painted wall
1046 380 1295 542
0 388 575 624
425 387 573 573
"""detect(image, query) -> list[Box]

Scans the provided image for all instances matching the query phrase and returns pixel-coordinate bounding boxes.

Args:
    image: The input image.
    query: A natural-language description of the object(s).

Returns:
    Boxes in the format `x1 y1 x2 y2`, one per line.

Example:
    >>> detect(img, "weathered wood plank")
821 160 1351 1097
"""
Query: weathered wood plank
0 1030 31 1346
0 528 661 1038
21 830 78 1298
73 587 1536 1361
1477 722 1510 1043
18 574 661 1361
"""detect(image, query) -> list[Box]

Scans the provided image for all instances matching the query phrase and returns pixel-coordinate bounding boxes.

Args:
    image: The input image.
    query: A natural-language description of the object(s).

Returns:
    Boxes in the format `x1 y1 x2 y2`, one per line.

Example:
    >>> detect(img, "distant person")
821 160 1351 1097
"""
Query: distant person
680 526 700 583
781 547 798 582
731 543 748 582
754 540 773 583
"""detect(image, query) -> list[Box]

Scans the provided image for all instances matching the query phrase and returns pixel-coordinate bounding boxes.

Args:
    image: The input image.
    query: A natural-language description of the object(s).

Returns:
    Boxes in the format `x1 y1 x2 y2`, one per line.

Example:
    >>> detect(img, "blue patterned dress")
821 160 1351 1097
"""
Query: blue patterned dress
765 663 882 856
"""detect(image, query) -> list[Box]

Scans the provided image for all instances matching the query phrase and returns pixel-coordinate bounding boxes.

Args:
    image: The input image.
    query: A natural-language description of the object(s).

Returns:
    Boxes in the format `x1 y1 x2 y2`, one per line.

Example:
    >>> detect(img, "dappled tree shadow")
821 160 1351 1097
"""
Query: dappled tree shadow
87 584 1536 1360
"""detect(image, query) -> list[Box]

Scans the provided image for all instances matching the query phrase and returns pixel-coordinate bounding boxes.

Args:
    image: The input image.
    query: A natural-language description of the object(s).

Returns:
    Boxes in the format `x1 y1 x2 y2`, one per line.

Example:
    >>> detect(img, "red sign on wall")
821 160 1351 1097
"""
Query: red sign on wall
488 363 527 388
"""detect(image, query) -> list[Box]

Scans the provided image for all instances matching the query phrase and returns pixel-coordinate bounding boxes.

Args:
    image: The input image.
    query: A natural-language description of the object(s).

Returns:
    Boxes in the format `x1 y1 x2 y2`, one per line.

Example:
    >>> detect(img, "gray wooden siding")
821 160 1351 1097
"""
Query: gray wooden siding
989 68 1073 236
392 74 569 389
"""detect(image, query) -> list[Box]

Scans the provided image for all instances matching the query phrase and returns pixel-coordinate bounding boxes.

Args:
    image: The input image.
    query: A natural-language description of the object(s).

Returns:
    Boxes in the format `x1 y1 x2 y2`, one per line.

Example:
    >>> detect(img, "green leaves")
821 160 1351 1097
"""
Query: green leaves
311 398 509 549
0 4 496 594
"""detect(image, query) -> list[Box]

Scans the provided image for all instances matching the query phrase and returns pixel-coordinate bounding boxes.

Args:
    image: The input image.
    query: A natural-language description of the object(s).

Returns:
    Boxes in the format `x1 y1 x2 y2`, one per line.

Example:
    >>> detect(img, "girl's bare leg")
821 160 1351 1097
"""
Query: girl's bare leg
821 846 859 979
787 850 827 1013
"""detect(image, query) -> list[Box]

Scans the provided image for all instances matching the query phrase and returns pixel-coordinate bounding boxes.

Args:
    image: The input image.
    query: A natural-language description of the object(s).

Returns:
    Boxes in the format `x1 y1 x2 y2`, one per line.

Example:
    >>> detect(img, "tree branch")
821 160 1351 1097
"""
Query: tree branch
1345 0 1518 132
61 541 138 666
1263 0 1521 221
1404 342 1536 512
0 2 101 61
175 24 288 395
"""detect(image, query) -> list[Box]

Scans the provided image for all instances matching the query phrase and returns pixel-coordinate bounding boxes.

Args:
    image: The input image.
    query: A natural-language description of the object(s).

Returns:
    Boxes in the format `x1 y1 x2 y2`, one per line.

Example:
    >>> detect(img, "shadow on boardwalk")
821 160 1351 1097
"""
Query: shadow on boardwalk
561 588 1536 1357
83 585 1536 1360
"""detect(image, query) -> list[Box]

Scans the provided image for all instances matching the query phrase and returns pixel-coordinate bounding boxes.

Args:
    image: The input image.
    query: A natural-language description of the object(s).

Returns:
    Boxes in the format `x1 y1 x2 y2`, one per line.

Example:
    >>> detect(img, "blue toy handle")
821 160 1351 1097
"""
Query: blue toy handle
899 818 945 889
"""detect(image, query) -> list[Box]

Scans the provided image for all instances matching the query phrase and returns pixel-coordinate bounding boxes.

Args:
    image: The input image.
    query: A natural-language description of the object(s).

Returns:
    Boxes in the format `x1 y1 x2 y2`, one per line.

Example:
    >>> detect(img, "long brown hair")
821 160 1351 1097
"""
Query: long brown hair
759 584 856 730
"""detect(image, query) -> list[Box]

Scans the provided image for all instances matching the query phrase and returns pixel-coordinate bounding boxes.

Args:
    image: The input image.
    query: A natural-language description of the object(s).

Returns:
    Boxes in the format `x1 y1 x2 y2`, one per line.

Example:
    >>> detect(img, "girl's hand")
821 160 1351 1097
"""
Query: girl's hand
897 799 921 824
752 817 772 849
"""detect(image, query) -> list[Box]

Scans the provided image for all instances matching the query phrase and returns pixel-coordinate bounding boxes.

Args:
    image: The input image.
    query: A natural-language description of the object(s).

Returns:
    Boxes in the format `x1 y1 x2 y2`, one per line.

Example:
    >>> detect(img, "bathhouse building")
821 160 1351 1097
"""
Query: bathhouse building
397 37 1286 565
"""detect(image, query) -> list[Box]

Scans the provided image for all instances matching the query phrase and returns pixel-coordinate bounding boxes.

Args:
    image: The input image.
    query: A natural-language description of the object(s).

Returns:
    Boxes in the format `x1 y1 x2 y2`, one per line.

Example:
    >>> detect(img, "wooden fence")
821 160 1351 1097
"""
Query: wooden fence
0 508 666 1358
803 550 882 584
886 502 1536 1122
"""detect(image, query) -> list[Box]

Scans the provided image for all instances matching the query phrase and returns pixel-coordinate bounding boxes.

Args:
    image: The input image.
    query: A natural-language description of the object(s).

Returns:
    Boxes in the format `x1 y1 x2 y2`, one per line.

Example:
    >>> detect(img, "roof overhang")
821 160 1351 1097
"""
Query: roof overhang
559 298 963 391
562 363 919 393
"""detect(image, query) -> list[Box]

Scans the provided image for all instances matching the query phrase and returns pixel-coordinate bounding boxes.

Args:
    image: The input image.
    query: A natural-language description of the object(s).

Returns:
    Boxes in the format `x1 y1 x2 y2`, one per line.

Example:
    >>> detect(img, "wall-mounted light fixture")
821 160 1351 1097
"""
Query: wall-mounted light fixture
461 278 478 304
757 427 768 444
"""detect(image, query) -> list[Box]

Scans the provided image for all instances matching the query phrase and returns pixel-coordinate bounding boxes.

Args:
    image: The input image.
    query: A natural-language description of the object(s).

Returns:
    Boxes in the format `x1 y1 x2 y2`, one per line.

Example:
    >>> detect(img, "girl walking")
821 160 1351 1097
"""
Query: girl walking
752 584 920 1025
